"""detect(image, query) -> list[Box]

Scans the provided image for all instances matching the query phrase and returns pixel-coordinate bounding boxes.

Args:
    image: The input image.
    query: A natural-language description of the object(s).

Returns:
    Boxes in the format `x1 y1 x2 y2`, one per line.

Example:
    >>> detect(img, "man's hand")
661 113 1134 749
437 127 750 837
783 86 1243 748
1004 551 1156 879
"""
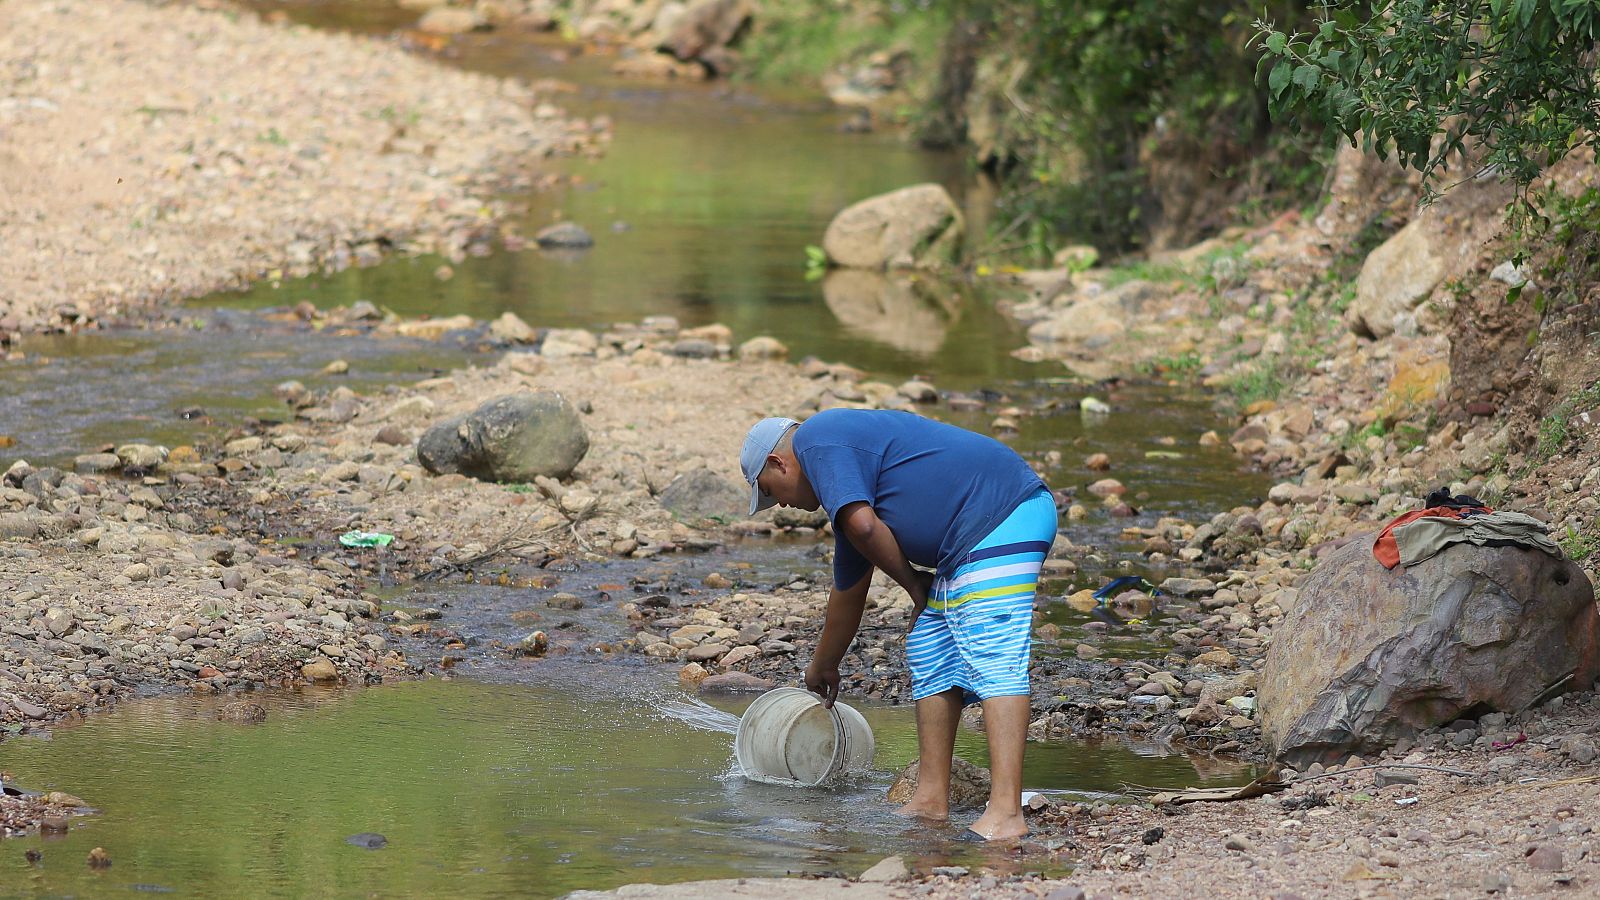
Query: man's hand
908 568 935 630
804 659 841 708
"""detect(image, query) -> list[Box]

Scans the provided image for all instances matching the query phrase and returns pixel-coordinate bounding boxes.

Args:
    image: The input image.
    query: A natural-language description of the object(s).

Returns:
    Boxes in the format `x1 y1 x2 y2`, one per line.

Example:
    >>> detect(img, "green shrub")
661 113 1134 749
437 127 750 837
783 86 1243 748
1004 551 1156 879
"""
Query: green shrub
1258 1 1600 203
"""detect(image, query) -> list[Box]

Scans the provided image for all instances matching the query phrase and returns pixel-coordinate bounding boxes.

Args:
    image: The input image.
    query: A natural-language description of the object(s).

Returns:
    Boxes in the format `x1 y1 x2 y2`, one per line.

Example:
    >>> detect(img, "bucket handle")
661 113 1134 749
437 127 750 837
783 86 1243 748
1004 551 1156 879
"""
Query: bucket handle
822 702 849 785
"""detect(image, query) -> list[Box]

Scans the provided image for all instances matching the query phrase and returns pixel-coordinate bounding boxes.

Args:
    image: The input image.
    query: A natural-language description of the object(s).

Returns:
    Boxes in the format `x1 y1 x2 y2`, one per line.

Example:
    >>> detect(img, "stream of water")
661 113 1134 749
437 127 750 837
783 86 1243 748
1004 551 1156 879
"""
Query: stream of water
1 3 1272 895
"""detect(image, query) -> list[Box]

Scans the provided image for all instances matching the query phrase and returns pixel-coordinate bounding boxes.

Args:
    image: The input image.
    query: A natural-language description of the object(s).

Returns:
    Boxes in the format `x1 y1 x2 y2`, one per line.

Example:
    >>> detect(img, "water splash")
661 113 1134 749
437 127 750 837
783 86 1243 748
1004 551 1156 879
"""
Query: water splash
652 696 741 735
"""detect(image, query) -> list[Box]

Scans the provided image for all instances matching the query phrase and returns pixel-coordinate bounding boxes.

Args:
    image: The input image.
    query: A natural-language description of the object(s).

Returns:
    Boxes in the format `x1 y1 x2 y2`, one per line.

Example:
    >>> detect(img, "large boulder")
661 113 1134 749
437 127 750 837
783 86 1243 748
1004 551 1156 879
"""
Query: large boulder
416 392 589 483
822 184 963 270
1346 177 1512 338
658 0 752 75
1259 534 1599 767
821 270 957 355
658 468 746 524
885 756 990 809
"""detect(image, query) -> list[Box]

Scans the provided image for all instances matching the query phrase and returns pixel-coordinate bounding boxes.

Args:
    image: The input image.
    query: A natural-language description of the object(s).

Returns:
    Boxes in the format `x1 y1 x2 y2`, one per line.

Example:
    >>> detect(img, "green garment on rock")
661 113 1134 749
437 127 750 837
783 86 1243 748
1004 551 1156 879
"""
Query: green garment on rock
1391 511 1561 567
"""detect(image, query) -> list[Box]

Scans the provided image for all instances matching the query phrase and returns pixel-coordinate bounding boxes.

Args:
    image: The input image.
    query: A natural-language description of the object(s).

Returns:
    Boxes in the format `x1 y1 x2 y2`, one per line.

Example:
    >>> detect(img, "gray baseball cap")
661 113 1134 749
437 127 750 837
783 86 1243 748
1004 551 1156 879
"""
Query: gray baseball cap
740 416 799 515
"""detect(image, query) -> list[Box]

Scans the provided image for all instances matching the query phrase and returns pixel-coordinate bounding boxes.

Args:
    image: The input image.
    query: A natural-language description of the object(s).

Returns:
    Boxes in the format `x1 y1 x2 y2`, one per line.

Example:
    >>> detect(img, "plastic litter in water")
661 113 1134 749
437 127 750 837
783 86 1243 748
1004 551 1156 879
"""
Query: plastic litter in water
339 531 394 548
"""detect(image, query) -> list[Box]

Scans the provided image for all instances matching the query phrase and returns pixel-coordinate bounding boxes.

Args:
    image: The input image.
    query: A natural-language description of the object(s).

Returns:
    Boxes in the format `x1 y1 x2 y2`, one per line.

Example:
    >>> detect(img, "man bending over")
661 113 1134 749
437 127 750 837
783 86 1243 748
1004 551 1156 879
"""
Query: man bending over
740 408 1056 842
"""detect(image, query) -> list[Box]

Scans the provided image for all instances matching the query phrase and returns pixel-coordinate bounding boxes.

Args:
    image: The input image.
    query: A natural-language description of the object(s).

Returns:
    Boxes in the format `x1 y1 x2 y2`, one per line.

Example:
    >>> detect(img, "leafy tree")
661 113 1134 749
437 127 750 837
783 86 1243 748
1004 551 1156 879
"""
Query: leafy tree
1257 0 1600 202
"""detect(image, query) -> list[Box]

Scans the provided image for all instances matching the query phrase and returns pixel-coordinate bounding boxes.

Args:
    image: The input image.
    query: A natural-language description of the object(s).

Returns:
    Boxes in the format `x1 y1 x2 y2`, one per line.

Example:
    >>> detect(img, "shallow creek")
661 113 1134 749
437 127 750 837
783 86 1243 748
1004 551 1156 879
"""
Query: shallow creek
2 2 1270 891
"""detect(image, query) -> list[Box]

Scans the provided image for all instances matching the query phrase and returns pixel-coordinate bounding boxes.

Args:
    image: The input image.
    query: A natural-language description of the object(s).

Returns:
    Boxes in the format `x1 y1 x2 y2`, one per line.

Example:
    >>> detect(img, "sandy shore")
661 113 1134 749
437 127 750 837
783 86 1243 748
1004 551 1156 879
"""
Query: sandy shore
0 0 603 343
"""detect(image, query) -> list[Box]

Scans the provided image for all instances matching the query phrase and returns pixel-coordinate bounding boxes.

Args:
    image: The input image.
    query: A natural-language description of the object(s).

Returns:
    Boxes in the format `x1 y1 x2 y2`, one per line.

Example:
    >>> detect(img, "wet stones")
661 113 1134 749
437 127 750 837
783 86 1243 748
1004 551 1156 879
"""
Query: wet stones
216 700 267 724
886 756 990 808
684 642 731 662
697 672 773 693
1086 478 1125 498
518 631 549 657
858 855 911 883
534 221 594 249
300 658 339 681
546 593 584 610
416 391 590 483
1160 577 1217 597
679 662 709 688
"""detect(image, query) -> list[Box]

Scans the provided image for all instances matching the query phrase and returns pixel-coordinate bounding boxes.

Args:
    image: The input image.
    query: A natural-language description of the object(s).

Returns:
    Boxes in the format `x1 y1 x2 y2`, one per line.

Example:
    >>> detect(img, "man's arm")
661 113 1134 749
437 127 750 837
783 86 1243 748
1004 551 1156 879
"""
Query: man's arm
804 570 870 708
834 501 933 619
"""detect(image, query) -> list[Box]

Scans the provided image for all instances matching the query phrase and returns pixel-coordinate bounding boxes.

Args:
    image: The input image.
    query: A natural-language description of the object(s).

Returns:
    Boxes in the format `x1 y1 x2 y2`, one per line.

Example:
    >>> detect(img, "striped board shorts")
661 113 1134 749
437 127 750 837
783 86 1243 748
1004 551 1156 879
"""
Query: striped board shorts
905 488 1057 703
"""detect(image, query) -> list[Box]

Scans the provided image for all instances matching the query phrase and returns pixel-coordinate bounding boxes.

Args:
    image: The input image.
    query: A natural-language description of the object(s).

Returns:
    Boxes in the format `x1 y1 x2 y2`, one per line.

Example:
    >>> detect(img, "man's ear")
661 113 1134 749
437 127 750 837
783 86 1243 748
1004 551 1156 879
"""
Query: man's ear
766 452 787 473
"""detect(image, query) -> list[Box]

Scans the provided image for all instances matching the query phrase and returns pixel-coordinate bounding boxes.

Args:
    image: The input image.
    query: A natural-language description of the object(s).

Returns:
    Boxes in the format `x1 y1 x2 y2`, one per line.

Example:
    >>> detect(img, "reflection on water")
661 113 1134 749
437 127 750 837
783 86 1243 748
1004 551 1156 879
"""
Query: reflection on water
2 680 1249 898
216 3 1031 387
821 270 962 356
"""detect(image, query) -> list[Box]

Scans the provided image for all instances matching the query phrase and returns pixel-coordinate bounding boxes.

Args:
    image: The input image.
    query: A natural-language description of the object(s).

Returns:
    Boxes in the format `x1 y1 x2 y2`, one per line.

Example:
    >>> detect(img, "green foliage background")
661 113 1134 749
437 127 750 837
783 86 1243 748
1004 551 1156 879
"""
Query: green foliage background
1258 0 1600 202
744 0 1329 259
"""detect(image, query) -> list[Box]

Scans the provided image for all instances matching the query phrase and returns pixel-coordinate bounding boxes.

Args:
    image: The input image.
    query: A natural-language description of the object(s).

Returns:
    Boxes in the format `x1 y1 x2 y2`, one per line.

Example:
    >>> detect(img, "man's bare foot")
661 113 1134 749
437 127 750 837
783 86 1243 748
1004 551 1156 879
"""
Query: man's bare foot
967 809 1028 841
893 799 949 821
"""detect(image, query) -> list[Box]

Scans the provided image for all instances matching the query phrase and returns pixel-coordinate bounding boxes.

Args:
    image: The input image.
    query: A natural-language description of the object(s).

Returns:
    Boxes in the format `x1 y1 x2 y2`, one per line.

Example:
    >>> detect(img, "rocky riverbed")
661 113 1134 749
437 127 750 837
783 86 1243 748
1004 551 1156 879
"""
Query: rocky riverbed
6 3 1600 898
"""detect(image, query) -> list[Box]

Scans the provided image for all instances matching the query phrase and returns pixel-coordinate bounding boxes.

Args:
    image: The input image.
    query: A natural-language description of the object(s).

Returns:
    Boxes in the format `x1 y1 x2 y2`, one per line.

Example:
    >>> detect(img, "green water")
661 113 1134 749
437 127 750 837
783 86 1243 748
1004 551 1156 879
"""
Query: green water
1 681 1249 898
215 3 1029 387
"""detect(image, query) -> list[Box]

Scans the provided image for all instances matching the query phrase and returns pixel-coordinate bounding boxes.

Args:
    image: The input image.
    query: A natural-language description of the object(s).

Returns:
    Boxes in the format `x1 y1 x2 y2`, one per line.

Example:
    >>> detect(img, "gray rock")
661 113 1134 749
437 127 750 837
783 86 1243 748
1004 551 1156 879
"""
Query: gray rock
534 222 594 248
669 338 718 359
1160 577 1217 597
658 468 745 524
73 453 121 474
886 756 990 809
1526 846 1564 872
8 695 47 719
822 183 962 270
42 607 74 636
684 642 730 662
0 513 39 540
1259 535 1598 766
416 392 589 483
1044 889 1087 900
1562 734 1599 764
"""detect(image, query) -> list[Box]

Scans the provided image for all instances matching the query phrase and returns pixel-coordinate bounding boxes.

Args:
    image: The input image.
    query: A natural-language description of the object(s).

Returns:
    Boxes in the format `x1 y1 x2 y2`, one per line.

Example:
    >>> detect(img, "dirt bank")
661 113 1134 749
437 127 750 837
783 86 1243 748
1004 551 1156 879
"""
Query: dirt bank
0 0 603 345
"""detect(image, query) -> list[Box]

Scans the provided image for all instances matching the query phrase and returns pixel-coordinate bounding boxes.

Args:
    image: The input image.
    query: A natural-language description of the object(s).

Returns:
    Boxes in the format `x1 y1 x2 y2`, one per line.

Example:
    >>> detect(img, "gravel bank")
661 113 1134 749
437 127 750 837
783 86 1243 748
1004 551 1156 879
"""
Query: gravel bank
0 0 602 343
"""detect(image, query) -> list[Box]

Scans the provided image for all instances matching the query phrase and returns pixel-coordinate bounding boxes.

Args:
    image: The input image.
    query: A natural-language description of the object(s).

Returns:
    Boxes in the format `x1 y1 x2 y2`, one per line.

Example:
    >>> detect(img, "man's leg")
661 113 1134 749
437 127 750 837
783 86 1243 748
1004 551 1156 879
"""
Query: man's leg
895 687 963 820
969 694 1030 839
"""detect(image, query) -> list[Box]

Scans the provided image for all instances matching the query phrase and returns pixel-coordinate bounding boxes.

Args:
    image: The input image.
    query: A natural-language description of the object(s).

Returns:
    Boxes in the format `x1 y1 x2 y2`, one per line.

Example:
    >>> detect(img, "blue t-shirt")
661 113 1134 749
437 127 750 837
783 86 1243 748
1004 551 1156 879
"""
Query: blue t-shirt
793 408 1050 589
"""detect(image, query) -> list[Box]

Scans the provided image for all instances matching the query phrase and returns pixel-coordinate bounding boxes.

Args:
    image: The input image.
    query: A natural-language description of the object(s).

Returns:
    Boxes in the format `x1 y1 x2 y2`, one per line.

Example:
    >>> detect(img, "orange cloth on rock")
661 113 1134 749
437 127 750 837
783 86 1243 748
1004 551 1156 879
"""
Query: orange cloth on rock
1372 505 1490 569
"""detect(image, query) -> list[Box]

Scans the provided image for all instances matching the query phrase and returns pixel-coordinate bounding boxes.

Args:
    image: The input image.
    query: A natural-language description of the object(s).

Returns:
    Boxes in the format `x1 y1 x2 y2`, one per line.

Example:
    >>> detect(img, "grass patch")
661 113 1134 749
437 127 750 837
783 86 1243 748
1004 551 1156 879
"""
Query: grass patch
1138 351 1204 378
1226 361 1286 408
738 1 949 88
1560 522 1600 562
1536 379 1600 460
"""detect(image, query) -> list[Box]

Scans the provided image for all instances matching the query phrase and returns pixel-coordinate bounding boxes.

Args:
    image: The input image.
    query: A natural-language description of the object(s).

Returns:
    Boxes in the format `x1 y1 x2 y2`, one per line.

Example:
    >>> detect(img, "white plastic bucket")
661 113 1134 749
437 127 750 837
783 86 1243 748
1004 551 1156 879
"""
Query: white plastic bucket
734 687 875 786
